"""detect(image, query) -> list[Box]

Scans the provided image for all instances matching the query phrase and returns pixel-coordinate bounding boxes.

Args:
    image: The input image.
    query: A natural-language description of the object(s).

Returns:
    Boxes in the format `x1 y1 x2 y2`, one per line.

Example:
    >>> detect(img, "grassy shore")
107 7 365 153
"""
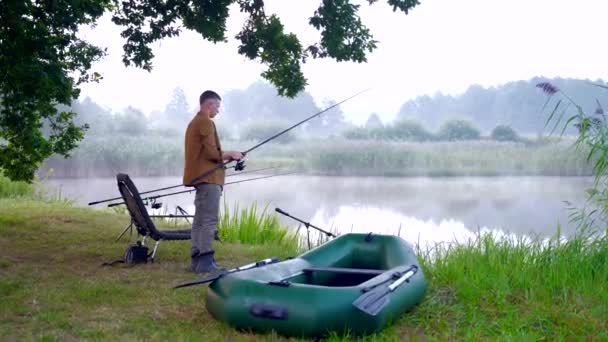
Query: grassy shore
1 191 607 340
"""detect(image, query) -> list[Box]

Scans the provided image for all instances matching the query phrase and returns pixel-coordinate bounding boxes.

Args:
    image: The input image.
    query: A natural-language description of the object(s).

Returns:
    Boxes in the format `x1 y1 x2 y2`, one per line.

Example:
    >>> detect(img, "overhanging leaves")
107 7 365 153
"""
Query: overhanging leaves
1 0 421 182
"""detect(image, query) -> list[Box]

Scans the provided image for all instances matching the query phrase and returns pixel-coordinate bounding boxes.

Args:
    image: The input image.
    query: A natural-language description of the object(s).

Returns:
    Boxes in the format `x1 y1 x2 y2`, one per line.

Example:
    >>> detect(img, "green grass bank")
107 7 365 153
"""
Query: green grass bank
0 178 607 341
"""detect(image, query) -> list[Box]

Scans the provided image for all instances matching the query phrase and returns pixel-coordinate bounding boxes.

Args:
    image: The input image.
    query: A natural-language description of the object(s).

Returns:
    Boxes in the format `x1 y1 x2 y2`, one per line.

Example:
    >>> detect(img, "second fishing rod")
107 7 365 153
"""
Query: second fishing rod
88 88 370 206
107 171 297 207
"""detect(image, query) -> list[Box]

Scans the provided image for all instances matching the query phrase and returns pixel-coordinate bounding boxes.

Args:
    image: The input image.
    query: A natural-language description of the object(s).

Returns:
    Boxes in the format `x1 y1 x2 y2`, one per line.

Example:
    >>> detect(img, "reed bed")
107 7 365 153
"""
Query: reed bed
41 136 592 178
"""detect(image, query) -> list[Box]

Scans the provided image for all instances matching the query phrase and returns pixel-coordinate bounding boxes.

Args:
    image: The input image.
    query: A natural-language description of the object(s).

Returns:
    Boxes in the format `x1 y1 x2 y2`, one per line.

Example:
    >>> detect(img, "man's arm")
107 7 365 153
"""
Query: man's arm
197 120 223 163
222 151 244 161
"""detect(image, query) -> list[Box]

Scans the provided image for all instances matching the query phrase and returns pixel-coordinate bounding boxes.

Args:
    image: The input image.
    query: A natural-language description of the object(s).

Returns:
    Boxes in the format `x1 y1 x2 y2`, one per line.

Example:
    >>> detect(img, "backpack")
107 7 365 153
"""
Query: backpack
103 241 151 267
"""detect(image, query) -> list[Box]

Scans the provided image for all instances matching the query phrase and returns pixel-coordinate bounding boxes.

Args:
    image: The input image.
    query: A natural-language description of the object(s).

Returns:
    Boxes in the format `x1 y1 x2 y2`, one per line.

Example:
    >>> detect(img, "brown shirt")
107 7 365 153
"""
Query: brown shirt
183 113 225 186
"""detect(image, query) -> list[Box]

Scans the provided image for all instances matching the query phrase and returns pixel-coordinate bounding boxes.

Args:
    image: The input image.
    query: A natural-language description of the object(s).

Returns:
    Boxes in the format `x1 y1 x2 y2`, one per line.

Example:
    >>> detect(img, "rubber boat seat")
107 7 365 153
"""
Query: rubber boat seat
302 267 385 276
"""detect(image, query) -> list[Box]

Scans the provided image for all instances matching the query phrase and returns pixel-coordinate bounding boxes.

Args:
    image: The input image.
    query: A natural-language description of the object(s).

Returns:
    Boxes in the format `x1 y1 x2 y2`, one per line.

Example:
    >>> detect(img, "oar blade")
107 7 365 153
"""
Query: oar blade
363 295 390 316
352 286 390 315
353 266 418 316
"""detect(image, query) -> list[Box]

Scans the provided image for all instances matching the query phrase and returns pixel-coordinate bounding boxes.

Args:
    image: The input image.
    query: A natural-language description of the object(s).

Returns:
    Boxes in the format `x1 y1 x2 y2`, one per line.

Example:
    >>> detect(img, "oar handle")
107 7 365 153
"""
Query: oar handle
173 257 280 289
230 257 279 272
388 266 418 291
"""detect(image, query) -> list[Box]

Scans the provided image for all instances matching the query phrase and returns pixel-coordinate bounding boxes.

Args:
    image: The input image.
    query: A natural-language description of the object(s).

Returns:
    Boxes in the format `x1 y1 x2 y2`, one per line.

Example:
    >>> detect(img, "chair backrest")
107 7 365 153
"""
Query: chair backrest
116 173 163 241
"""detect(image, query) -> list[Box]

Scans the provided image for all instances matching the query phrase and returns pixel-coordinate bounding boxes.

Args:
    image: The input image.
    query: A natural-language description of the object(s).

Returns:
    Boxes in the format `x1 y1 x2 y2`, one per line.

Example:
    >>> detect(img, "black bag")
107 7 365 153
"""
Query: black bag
103 241 150 267
123 241 150 264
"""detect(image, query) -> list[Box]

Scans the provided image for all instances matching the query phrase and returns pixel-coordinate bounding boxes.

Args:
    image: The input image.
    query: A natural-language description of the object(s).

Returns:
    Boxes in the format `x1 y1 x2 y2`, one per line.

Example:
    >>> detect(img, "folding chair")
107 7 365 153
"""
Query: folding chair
116 173 192 261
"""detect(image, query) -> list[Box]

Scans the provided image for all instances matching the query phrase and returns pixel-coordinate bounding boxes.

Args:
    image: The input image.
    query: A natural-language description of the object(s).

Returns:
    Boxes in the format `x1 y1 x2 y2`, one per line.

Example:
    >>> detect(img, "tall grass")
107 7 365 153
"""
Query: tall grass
43 136 185 177
109 199 302 252
419 228 608 297
0 173 68 203
40 135 592 178
218 201 300 254
0 174 35 198
404 228 608 339
536 81 608 233
300 138 592 177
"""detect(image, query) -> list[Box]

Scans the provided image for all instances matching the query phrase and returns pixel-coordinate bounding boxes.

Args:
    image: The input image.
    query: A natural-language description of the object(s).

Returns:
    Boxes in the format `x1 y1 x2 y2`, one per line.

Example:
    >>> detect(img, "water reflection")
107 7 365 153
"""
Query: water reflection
45 175 593 247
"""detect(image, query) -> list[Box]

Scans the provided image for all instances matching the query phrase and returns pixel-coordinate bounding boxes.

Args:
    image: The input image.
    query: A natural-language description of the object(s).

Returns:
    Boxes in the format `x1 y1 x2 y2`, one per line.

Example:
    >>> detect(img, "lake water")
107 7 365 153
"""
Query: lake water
44 175 593 248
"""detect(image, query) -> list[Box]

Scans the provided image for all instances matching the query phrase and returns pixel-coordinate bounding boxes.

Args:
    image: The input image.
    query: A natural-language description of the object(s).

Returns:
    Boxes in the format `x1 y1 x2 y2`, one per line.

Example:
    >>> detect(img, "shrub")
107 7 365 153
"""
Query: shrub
437 119 481 141
241 122 295 143
385 119 433 141
491 125 519 142
343 127 370 140
342 127 386 140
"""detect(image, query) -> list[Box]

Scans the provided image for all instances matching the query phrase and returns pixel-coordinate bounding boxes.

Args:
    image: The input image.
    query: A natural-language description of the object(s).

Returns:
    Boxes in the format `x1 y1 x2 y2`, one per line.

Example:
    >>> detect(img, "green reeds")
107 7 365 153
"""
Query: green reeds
41 136 592 177
0 172 69 203
218 200 300 254
0 174 34 198
409 227 608 339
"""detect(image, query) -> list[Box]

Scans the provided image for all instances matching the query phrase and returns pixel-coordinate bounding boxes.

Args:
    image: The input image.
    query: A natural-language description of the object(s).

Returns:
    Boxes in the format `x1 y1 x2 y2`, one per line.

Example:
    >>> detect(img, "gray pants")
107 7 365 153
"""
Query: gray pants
191 183 222 256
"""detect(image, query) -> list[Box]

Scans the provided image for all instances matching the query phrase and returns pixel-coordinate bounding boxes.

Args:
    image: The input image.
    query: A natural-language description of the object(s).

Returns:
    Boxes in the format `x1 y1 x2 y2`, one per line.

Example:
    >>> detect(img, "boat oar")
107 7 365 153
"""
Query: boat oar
173 257 280 289
352 265 418 316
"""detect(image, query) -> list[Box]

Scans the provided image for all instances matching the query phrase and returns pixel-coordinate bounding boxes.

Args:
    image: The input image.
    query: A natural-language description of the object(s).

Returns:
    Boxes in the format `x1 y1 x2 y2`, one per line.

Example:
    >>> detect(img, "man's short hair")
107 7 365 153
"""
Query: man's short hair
199 90 221 105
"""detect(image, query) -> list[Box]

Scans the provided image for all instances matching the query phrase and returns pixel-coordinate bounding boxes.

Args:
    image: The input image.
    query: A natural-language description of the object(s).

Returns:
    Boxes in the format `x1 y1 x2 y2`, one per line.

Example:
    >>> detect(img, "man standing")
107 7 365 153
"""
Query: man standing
183 90 243 273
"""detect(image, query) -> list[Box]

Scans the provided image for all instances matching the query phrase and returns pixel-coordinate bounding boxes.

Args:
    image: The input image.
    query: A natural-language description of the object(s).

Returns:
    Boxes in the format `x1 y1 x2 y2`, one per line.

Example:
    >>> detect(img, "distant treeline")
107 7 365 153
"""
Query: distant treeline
55 81 349 141
395 76 608 134
39 76 604 178
343 118 523 142
56 76 606 144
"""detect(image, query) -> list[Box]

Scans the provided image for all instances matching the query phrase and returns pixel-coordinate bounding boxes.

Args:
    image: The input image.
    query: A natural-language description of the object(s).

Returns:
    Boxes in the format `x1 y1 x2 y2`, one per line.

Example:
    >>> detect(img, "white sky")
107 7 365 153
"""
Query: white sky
77 0 608 125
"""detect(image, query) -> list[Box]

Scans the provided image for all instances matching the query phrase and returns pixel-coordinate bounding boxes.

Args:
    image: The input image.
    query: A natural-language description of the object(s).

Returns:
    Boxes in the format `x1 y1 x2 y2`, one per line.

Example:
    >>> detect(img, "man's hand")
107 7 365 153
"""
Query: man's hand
223 151 244 161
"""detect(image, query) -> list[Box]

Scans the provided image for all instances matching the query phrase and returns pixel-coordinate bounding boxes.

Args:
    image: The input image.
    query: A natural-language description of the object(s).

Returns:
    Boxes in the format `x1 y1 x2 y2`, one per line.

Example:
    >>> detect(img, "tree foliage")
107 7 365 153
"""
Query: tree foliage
163 87 191 125
398 77 608 133
217 80 349 138
365 113 383 129
0 0 110 182
385 119 432 141
490 125 519 142
0 0 421 182
344 118 432 141
437 119 480 141
241 121 295 144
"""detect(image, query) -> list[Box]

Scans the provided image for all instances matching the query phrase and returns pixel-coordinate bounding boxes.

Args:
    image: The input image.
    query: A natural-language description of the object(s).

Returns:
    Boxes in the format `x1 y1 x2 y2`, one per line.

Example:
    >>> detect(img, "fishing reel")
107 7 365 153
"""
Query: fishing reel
234 159 246 172
143 197 163 209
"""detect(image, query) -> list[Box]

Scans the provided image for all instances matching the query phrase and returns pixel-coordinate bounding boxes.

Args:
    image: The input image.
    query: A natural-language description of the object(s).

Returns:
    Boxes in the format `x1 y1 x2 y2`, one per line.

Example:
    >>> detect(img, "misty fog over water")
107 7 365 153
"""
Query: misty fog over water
45 175 593 247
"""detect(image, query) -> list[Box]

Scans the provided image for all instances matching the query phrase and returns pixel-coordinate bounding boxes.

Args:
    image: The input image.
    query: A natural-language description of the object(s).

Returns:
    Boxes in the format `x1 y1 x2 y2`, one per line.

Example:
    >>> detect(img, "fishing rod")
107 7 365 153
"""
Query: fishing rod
240 88 370 156
88 88 370 206
187 88 370 185
107 171 297 207
226 166 277 177
87 165 275 206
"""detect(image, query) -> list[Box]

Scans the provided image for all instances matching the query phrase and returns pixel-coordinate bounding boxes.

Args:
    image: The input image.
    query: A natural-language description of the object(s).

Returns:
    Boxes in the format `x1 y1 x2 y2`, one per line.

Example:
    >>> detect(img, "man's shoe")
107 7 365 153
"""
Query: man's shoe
190 250 222 274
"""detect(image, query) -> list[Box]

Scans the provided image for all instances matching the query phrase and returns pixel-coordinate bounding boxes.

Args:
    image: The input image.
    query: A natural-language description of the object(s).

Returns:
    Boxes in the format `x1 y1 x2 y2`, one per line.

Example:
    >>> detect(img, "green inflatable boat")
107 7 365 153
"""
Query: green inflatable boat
201 233 427 338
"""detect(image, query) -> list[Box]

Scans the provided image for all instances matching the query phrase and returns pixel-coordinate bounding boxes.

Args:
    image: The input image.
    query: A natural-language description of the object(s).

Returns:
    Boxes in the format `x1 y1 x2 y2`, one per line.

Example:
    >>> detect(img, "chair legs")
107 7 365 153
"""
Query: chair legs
139 236 156 263
150 240 161 262
115 218 134 242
